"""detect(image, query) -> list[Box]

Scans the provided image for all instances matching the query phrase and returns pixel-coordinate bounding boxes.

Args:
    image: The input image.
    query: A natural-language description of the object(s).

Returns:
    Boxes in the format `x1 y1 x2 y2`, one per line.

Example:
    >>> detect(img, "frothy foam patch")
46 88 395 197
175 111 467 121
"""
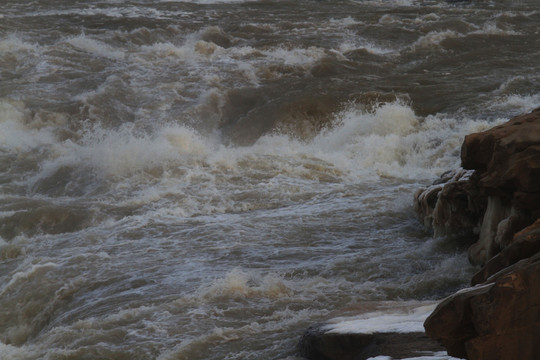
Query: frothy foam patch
490 93 540 113
0 341 36 360
260 46 326 66
411 22 519 51
5 97 505 219
414 13 441 24
34 122 211 180
0 34 39 53
24 6 188 19
300 101 484 179
330 16 363 26
0 99 56 151
66 35 125 60
470 22 520 36
411 30 461 50
199 268 292 300
139 41 223 63
16 100 502 209
0 261 60 297
338 38 394 55
495 75 528 93
137 32 325 75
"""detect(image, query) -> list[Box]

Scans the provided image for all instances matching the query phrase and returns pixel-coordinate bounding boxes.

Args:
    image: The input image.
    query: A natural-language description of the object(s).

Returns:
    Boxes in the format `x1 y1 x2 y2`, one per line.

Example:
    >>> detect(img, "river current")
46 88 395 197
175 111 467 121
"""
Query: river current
1 0 539 359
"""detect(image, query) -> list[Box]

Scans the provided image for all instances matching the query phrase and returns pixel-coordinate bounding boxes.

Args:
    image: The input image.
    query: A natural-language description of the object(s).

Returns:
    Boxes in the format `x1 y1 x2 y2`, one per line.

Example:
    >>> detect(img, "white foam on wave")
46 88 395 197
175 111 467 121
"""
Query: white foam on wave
139 41 215 64
495 10 539 19
136 25 327 76
495 75 528 93
5 96 503 218
41 122 211 179
0 341 36 360
65 34 126 60
414 13 441 24
300 101 497 179
338 37 395 55
0 34 39 53
489 93 540 114
410 21 519 51
198 268 292 300
470 22 520 36
0 99 56 152
330 16 363 26
261 46 326 66
22 6 190 20
0 261 60 297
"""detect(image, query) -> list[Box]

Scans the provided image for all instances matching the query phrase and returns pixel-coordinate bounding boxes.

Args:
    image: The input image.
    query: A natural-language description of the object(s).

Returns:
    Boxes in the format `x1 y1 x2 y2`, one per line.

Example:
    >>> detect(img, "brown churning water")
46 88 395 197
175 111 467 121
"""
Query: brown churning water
0 0 539 359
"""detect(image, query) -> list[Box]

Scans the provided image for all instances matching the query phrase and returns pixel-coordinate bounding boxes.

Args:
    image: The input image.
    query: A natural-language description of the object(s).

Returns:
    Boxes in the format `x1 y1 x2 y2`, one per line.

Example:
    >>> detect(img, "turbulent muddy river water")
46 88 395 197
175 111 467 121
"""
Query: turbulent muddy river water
1 0 539 359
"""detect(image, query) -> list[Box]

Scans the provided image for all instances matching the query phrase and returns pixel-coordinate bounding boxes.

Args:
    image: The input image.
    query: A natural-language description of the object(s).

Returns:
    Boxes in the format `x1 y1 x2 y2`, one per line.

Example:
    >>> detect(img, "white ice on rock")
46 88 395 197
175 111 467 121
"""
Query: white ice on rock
323 303 437 334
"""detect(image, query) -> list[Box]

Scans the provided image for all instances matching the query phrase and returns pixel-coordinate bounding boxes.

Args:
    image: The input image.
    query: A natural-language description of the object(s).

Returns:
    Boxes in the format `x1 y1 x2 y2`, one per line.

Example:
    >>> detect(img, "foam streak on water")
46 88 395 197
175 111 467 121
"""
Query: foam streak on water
1 0 539 359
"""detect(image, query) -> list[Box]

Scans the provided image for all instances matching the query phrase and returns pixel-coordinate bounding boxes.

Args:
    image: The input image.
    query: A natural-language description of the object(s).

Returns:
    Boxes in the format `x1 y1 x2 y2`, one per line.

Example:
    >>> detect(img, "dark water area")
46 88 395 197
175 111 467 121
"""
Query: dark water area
0 0 539 359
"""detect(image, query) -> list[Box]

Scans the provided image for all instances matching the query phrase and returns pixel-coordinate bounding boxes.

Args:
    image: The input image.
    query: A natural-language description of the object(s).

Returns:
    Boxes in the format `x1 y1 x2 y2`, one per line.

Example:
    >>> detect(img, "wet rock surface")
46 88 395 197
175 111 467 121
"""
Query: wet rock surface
299 109 539 360
299 325 445 360
417 108 540 360
425 253 540 360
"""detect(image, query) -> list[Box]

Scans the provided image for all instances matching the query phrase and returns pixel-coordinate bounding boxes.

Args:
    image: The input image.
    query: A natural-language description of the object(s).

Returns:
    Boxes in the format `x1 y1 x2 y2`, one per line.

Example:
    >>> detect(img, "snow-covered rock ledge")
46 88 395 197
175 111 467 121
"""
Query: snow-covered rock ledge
298 302 460 360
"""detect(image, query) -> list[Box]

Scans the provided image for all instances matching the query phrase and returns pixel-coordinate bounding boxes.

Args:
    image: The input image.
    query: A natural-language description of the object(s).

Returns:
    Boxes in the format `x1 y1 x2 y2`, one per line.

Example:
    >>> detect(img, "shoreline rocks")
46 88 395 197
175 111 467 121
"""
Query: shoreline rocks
298 302 446 360
299 329 445 360
416 108 540 359
299 108 539 360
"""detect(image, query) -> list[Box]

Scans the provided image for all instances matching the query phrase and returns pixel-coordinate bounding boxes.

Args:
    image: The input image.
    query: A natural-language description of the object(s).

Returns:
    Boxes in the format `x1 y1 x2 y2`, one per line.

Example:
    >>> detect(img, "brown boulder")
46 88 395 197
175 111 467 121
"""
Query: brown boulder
423 284 493 358
413 169 485 237
421 109 540 359
461 108 540 210
471 218 540 285
459 109 540 265
425 253 540 360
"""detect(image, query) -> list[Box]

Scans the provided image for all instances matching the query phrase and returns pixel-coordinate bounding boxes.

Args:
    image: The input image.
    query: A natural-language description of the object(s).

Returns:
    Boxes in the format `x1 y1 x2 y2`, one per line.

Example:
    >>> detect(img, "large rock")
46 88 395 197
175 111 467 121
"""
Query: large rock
462 109 540 265
414 169 485 238
461 108 540 212
471 218 540 285
298 302 445 360
421 108 540 359
467 196 512 265
425 252 540 360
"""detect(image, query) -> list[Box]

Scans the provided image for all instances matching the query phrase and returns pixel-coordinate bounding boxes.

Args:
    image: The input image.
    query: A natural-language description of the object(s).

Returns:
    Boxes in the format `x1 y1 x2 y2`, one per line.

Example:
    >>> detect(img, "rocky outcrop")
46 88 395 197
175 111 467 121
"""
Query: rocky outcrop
415 109 540 266
414 169 485 238
471 219 540 285
424 250 540 360
461 109 540 203
461 108 540 265
417 108 540 360
298 302 446 360
299 328 444 360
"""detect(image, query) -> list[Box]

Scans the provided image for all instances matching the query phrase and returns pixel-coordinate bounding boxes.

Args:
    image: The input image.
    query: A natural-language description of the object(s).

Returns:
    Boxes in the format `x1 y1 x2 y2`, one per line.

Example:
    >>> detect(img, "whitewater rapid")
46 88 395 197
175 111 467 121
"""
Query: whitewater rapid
1 0 539 359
